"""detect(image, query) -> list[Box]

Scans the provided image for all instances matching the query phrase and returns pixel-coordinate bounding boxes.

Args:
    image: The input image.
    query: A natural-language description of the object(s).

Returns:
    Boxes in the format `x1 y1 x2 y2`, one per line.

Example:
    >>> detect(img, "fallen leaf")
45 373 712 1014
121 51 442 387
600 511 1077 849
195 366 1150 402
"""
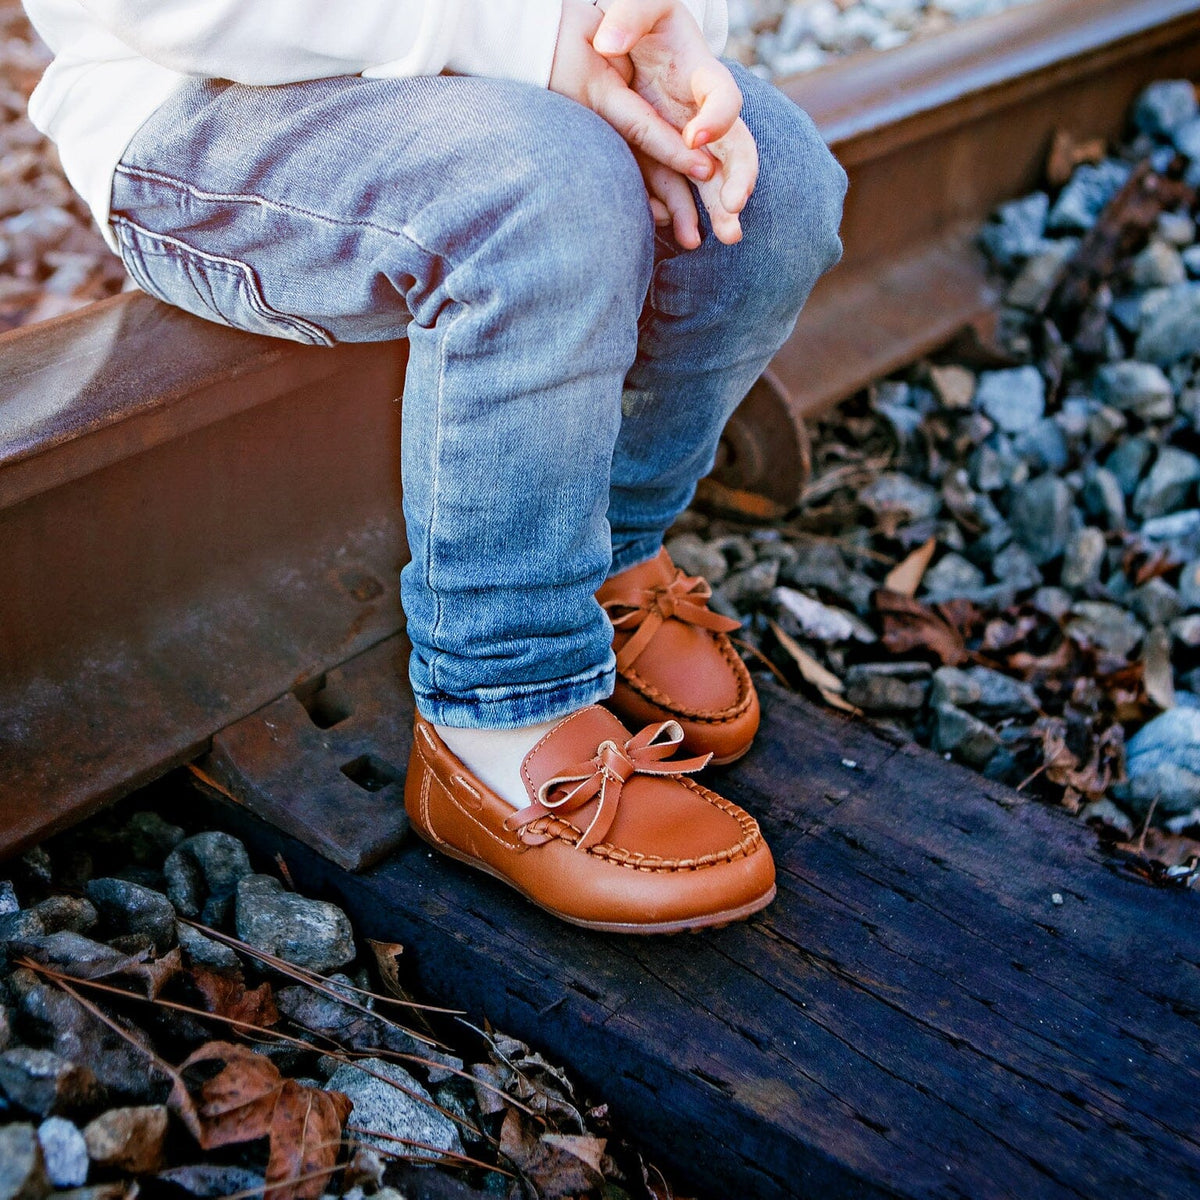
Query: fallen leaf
266 1079 352 1200
190 964 279 1028
366 941 406 1002
169 1043 351 1200
884 537 936 597
499 1109 605 1200
768 620 860 715
874 589 968 665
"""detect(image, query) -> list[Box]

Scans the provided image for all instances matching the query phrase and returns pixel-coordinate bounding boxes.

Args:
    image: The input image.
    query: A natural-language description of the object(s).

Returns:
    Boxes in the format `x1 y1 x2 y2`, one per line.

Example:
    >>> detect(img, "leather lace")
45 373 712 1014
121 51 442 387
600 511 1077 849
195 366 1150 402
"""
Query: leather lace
601 570 741 671
503 721 711 851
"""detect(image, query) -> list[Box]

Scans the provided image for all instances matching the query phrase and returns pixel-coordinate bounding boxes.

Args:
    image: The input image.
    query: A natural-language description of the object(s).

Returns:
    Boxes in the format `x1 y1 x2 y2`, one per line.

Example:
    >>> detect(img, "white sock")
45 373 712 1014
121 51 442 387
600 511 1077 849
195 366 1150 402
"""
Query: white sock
433 717 567 809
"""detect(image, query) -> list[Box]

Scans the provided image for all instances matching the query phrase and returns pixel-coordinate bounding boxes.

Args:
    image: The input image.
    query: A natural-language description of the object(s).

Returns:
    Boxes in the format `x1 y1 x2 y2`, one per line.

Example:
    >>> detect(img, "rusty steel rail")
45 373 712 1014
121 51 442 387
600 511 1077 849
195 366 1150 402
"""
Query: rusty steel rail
2 0 1200 859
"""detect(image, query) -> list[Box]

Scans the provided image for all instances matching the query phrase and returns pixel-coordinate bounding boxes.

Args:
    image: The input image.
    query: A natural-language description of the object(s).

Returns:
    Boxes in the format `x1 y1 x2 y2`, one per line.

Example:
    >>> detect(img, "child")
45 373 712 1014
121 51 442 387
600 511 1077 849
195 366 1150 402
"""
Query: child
25 0 847 932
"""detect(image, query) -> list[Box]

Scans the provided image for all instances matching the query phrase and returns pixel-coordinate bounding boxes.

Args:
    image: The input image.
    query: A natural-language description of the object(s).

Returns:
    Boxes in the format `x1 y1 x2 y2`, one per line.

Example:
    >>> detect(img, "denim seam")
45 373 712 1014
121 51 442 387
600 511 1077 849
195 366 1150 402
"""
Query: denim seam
113 163 435 256
109 214 333 345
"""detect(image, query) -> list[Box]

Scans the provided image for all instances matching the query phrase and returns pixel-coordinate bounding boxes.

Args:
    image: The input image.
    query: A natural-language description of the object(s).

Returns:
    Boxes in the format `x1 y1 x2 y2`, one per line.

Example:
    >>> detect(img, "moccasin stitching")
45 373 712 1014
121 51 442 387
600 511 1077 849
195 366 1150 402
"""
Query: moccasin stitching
415 733 523 851
532 779 762 872
618 636 754 723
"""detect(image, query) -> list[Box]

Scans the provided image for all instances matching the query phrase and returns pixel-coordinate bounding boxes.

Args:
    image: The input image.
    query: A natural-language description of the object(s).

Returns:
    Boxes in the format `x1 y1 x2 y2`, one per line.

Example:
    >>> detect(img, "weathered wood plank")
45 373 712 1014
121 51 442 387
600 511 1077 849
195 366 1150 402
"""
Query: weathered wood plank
203 652 1200 1200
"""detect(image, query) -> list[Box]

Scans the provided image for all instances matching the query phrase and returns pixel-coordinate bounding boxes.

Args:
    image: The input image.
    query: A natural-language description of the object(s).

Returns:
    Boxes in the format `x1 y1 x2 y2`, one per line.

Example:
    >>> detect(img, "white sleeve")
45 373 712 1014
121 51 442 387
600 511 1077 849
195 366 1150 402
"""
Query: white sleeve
679 0 729 55
76 0 566 87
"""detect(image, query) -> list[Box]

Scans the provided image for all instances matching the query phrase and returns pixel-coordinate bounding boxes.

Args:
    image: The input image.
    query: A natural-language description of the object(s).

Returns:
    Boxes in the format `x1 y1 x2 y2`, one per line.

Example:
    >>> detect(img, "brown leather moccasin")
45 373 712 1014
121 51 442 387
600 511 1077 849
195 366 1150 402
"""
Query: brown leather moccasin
597 548 760 764
404 706 776 934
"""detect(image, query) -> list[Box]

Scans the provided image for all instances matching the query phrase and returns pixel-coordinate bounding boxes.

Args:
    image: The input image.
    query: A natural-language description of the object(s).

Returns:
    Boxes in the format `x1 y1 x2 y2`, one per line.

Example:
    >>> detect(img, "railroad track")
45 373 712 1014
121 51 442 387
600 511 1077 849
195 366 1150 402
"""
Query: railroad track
2 2 1199 1195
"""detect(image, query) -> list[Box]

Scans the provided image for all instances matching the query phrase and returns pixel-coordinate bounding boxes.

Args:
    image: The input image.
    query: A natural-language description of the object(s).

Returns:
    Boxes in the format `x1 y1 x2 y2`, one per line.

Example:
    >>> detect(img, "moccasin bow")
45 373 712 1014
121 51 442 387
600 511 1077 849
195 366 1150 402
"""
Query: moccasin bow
504 720 711 850
596 548 761 764
602 572 742 672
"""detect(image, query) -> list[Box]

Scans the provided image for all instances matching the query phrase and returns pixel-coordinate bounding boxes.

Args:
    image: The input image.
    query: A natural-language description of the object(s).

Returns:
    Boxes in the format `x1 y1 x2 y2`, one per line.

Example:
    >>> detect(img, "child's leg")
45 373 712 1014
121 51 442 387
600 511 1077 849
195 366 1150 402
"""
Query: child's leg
110 74 655 758
608 63 849 571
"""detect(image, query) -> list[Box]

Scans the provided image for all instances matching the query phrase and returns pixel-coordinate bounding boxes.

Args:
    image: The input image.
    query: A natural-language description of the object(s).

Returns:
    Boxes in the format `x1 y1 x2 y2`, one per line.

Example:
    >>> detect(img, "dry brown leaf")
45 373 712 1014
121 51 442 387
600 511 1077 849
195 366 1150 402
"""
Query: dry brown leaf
499 1109 605 1200
265 1079 352 1200
874 589 968 665
1142 626 1176 711
884 537 936 597
692 477 788 522
170 1042 283 1148
169 1042 351 1200
190 964 279 1028
366 940 407 1003
768 620 861 715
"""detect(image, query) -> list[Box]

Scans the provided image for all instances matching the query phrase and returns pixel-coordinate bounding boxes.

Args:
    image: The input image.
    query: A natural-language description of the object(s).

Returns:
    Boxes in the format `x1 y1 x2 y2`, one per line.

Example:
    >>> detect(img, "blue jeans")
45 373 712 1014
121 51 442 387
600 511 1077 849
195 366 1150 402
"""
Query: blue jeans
109 64 846 727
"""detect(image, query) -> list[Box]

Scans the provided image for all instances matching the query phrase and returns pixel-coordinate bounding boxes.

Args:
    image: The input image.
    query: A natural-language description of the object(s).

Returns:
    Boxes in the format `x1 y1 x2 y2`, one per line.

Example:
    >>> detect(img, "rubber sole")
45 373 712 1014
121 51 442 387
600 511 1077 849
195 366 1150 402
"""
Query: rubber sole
409 826 776 935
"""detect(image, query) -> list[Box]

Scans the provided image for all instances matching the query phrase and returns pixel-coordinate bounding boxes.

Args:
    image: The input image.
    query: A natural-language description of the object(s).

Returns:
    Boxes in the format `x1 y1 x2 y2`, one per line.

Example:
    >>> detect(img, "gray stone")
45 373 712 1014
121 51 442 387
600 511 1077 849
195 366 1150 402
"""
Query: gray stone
176 923 242 972
1047 160 1131 233
720 559 779 608
0 1050 101 1119
932 704 1000 768
922 553 985 600
1134 446 1200 519
324 1058 462 1156
118 812 186 866
1131 240 1187 289
1012 419 1069 473
1060 526 1107 590
1171 614 1200 647
29 898 97 937
1004 240 1076 311
0 881 17 915
860 472 941 523
959 666 1038 719
82 1106 168 1174
0 910 46 946
969 444 1009 493
1067 602 1146 658
1157 211 1195 247
663 533 727 584
1081 466 1126 531
1142 510 1200 559
711 534 755 570
1133 578 1183 627
1095 361 1176 420
991 541 1044 592
1009 474 1073 565
1174 114 1200 160
235 875 355 972
928 364 975 410
0 1003 11 1052
1105 436 1155 496
84 880 175 955
1087 404 1128 448
1178 559 1200 611
1184 245 1200 278
1133 80 1199 138
781 540 849 594
976 367 1045 433
772 587 876 644
163 832 253 924
0 1124 50 1200
929 667 982 709
1033 587 1074 620
843 663 931 713
1136 284 1200 365
977 192 1050 269
1114 707 1200 815
37 1119 88 1189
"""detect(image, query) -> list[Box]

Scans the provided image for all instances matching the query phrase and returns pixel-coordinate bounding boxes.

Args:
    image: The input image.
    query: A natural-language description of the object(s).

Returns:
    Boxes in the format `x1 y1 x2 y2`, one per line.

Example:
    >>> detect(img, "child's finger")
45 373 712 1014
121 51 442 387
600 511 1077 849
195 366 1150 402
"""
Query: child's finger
643 161 702 249
593 77 713 181
711 120 759 213
592 0 674 56
682 61 742 149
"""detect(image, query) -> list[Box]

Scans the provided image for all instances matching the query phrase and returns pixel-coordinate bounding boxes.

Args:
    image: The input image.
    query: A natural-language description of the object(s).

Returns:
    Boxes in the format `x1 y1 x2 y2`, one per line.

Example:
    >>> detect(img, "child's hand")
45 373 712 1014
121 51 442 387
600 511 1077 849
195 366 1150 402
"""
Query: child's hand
549 0 715 188
592 0 758 244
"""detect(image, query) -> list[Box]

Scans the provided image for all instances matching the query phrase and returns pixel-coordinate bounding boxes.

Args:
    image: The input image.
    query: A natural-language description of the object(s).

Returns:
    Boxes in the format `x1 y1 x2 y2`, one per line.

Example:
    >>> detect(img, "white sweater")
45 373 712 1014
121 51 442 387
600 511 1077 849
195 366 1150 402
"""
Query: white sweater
23 0 729 251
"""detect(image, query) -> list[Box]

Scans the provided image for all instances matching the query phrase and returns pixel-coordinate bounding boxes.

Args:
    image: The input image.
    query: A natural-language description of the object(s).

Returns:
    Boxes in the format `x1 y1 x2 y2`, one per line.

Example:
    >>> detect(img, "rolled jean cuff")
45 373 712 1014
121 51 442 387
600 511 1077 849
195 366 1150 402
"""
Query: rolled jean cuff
412 657 617 729
609 536 666 578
